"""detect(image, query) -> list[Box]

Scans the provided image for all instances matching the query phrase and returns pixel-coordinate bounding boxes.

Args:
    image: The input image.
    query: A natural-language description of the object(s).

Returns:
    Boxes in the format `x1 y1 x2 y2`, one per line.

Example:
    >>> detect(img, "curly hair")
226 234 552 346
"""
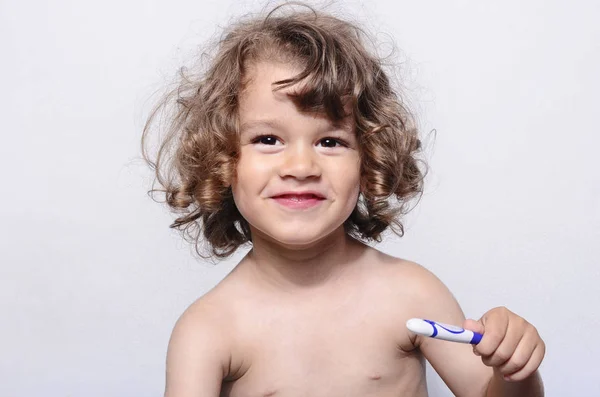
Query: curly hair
141 2 427 260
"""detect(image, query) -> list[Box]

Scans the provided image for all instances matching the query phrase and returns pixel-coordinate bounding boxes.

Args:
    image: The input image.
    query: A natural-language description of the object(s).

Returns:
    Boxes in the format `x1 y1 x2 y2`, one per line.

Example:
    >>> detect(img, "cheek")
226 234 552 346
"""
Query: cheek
231 152 266 208
336 157 361 190
236 150 272 177
346 175 361 206
331 158 361 211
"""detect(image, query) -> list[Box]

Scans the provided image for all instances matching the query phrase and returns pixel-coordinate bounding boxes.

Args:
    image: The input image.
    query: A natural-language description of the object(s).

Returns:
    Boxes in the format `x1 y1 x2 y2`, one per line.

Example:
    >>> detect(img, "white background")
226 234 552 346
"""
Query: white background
1 0 599 395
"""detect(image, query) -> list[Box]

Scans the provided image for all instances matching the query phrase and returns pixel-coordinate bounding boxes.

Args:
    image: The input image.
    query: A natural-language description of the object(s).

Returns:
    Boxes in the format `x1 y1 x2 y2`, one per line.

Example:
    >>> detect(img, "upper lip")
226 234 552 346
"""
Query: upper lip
272 190 326 199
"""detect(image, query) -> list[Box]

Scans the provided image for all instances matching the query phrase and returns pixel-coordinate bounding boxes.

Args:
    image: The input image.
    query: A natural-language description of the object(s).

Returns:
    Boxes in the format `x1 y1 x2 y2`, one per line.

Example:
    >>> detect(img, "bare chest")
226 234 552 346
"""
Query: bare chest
221 295 427 397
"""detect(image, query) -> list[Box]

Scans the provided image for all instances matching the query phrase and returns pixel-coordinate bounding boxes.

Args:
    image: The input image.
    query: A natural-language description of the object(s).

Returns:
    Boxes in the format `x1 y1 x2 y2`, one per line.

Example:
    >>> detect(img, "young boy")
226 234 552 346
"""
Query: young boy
142 4 545 396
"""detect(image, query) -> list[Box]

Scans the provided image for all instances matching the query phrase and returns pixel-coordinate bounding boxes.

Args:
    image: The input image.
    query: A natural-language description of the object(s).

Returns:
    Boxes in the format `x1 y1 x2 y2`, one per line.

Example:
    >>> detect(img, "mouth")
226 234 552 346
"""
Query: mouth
270 193 326 210
272 193 325 201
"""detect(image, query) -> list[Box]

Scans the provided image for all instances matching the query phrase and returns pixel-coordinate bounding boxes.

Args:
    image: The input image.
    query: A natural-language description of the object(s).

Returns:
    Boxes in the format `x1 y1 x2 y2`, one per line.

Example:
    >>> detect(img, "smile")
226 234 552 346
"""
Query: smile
271 195 325 210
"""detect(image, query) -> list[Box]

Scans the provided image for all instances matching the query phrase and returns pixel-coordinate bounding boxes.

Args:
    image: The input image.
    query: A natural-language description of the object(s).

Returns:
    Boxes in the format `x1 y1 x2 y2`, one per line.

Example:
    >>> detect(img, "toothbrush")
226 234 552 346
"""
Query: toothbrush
406 318 483 344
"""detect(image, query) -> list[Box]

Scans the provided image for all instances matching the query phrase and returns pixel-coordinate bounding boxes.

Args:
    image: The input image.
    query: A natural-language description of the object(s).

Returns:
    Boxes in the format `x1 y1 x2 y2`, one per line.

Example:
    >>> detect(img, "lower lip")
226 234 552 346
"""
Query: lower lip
272 197 325 209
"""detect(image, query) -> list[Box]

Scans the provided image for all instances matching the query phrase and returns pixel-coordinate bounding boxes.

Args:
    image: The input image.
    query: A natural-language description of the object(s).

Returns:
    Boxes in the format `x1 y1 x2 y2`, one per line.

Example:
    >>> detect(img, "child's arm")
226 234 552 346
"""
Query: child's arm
164 302 230 397
404 263 544 397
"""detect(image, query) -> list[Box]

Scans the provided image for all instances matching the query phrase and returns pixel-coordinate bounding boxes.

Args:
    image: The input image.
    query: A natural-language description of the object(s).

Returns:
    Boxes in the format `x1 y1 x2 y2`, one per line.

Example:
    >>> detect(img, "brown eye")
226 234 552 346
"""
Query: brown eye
252 135 280 145
319 138 346 148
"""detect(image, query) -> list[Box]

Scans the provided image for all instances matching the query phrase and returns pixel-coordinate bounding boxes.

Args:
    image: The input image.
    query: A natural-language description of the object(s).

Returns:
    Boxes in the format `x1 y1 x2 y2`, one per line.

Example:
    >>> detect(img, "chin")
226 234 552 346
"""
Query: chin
269 232 324 248
258 224 344 248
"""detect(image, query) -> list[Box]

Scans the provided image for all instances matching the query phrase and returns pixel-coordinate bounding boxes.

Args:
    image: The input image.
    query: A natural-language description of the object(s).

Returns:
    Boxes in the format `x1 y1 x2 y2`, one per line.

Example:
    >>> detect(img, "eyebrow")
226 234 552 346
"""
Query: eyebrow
239 119 284 134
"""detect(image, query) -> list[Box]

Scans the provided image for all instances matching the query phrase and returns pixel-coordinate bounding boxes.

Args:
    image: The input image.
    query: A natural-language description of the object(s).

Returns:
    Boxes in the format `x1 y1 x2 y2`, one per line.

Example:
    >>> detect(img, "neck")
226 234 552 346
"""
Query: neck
240 226 367 292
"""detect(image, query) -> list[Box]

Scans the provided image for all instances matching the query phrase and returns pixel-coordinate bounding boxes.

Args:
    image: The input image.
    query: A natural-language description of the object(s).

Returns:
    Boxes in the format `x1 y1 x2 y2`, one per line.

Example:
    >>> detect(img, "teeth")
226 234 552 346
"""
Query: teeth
280 195 316 201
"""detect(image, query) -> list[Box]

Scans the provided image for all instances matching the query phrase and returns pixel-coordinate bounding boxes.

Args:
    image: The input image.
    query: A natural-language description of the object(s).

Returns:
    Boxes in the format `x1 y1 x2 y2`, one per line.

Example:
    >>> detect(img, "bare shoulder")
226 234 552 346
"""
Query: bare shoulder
368 249 459 315
175 291 229 335
165 290 233 397
371 249 448 293
171 278 240 357
176 264 246 328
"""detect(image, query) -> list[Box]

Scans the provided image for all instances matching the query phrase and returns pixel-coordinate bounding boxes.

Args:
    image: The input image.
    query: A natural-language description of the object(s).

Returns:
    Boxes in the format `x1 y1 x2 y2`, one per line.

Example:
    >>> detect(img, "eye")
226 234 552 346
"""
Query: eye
251 135 281 145
318 137 347 148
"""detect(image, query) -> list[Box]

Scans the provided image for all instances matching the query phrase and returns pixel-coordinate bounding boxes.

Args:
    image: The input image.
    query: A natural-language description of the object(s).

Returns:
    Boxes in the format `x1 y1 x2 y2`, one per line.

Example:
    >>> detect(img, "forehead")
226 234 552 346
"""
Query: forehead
238 61 354 134
239 61 303 110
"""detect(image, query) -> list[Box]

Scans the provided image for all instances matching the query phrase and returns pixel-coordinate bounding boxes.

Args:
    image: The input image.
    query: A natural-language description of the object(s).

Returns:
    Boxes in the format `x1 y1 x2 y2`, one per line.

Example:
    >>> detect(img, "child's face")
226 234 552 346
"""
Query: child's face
232 61 361 248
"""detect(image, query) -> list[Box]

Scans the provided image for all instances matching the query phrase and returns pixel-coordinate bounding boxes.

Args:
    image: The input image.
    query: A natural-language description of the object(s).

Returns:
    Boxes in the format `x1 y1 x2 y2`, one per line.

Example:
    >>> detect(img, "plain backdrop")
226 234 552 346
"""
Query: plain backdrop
1 0 599 395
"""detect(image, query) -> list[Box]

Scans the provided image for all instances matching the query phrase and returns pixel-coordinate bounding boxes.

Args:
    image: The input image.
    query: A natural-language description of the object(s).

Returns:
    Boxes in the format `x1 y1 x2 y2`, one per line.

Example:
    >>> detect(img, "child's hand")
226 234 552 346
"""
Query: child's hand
463 307 545 382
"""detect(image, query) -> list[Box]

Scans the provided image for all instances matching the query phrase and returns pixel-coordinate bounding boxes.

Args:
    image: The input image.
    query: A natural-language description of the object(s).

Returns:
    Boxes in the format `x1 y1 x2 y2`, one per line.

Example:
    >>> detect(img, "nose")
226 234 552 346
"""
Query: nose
278 143 322 180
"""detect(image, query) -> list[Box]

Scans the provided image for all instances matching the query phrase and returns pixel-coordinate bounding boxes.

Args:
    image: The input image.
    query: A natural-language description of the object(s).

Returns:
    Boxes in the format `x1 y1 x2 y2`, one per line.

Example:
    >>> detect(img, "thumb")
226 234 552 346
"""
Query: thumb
462 318 484 334
463 318 485 356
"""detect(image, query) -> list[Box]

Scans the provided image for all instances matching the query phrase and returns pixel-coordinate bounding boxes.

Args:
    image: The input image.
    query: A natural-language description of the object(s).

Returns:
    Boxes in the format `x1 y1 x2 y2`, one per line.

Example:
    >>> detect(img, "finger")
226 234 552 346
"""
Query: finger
496 326 538 375
504 341 546 382
474 310 509 357
463 318 484 334
462 319 485 357
481 319 525 368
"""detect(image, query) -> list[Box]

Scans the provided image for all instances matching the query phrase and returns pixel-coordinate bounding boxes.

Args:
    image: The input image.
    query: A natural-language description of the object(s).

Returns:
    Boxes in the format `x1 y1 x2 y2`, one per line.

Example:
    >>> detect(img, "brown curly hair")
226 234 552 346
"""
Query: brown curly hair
141 2 427 260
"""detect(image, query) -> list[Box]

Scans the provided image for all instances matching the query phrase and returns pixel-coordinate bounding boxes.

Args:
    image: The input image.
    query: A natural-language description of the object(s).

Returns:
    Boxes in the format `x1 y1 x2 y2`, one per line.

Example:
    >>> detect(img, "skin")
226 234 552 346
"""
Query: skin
164 61 545 397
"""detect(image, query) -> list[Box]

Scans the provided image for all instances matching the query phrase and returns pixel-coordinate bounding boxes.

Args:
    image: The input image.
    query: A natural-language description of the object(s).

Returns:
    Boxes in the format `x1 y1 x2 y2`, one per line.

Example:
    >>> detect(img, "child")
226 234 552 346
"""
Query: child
142 3 545 396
